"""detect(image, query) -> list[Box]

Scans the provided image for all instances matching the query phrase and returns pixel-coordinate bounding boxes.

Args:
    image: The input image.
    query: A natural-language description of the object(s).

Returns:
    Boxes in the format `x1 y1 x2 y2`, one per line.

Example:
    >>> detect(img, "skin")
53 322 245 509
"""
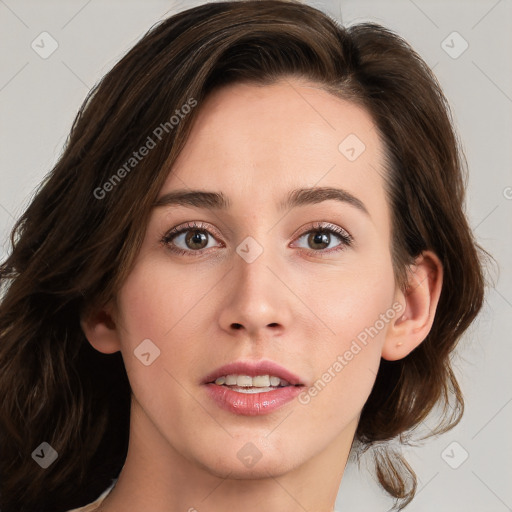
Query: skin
82 78 443 512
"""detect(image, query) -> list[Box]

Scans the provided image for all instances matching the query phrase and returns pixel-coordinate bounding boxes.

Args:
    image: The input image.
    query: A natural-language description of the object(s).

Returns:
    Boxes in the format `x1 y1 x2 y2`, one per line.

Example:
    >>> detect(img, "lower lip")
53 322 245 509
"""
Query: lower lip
204 383 304 416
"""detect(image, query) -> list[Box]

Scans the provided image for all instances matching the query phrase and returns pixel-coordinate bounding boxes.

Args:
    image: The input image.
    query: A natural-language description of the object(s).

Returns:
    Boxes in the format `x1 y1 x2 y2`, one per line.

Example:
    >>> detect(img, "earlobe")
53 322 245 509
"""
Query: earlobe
382 251 443 361
80 303 122 354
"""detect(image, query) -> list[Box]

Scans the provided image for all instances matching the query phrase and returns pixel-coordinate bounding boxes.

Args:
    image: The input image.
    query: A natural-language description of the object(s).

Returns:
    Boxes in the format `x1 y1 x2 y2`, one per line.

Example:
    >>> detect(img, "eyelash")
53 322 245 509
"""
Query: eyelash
160 221 353 258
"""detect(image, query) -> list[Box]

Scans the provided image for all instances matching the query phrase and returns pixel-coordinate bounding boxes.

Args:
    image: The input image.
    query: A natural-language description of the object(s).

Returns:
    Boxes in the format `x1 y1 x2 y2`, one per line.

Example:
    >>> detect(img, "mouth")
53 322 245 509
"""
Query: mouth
202 360 305 415
202 359 305 388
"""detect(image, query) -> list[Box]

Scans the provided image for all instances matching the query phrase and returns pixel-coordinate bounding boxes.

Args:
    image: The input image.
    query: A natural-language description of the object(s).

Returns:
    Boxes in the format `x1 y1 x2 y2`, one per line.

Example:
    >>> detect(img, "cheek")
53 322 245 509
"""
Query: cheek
297 253 396 351
294 261 396 421
115 256 207 344
113 258 209 426
113 258 205 394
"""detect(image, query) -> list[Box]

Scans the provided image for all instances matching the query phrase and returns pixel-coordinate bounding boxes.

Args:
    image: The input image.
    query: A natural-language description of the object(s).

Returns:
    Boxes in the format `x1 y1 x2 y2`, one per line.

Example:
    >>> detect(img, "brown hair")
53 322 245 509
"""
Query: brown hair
0 1 490 510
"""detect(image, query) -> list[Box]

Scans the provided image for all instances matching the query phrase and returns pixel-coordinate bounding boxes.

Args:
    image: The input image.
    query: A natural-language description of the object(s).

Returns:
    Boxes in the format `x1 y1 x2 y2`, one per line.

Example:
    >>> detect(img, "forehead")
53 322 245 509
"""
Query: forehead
164 80 388 225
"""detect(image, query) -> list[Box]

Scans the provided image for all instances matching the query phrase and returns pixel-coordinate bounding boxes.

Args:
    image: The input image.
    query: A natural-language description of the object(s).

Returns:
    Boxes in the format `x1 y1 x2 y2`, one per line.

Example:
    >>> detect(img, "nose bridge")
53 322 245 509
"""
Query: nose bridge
235 232 278 305
219 229 291 336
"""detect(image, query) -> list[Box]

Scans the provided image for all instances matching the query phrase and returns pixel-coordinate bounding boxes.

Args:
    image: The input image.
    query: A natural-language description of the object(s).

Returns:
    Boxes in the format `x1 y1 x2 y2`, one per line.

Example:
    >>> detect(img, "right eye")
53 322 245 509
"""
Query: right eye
161 221 224 256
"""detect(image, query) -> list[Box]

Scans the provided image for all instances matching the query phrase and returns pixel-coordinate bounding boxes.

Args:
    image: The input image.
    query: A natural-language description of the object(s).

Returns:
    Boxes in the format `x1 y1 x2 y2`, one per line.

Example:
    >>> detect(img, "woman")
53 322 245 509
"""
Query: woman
0 1 489 511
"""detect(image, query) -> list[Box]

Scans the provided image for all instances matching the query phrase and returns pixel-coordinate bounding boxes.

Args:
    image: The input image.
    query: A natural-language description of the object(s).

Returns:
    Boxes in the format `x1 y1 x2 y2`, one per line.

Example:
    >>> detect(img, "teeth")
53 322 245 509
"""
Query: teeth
269 376 280 386
237 375 253 387
253 375 270 387
226 386 276 394
225 375 237 385
213 374 291 387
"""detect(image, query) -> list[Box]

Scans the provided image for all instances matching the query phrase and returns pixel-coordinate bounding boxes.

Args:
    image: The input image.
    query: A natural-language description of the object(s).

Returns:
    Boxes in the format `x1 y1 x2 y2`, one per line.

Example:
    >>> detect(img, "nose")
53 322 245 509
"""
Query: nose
217 250 293 340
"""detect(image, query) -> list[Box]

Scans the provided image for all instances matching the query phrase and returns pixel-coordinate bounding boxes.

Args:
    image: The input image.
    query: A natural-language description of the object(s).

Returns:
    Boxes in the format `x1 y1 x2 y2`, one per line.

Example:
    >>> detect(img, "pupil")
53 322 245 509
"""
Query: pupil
187 230 207 249
311 232 329 249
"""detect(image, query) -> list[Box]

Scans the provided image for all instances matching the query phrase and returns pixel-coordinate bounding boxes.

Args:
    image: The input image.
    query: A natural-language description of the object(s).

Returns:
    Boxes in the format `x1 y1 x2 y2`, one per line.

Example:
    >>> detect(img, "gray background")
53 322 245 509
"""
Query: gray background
0 0 511 510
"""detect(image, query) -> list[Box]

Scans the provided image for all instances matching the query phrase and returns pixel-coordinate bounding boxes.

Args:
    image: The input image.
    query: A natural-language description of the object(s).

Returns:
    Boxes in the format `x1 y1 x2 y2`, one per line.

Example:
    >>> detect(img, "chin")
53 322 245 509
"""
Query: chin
204 455 300 480
194 439 306 480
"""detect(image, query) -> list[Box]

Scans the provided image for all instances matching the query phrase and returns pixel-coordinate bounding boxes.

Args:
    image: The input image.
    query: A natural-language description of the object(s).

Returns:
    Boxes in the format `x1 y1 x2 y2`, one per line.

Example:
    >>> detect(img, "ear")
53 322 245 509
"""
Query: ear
80 301 122 354
382 250 443 361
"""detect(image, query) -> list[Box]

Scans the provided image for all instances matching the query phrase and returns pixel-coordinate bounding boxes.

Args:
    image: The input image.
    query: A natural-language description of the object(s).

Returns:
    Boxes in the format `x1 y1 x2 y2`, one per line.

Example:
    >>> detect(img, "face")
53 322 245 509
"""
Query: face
110 79 402 479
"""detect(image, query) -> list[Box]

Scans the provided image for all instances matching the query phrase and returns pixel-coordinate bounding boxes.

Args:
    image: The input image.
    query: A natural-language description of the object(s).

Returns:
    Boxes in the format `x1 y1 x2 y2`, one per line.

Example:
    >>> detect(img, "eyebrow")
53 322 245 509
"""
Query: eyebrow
153 186 370 216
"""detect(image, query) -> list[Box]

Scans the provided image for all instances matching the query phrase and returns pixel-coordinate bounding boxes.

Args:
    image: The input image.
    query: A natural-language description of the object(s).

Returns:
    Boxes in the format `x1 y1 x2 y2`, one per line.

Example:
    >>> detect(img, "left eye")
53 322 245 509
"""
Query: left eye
292 225 352 252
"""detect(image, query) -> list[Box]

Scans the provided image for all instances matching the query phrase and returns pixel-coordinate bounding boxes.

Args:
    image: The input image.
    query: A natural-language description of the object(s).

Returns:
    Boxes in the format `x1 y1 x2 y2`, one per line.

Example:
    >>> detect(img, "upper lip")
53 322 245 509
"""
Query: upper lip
202 360 304 386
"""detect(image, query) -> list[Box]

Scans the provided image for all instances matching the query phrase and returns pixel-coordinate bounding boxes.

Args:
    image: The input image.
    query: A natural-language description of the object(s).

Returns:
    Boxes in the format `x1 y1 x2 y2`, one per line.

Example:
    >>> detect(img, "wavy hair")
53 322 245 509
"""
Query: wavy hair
0 1 489 510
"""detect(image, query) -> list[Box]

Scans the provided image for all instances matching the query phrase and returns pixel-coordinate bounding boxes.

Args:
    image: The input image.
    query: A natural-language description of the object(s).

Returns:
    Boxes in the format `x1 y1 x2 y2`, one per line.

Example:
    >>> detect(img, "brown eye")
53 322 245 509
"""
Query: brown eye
293 223 353 254
182 230 209 250
162 221 221 256
307 231 331 250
